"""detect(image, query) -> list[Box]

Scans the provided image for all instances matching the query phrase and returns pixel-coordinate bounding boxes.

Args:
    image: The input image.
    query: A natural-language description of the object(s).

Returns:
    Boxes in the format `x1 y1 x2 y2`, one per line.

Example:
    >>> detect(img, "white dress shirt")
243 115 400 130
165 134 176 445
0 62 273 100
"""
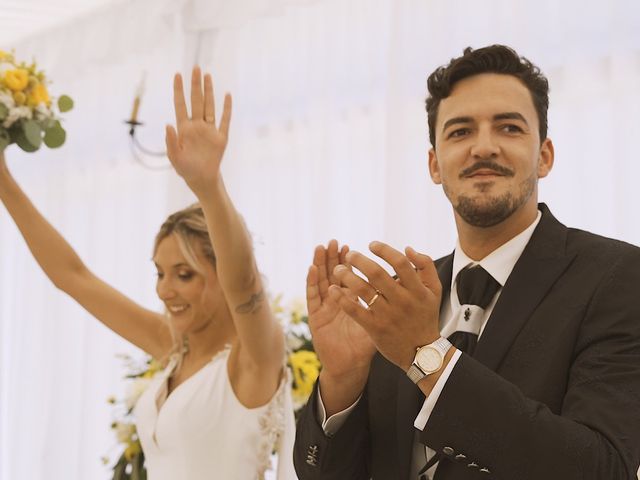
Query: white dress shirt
317 210 542 479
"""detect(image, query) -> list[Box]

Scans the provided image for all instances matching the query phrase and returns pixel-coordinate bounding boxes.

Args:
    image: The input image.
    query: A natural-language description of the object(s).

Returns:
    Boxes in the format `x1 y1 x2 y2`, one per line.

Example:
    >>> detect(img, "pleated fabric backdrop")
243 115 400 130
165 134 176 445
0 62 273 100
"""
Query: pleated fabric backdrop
1 0 639 478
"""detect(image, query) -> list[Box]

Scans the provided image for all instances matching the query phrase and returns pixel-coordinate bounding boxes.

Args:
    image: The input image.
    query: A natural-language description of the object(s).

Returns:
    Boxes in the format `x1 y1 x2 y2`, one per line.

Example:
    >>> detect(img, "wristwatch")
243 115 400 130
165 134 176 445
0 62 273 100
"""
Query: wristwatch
406 337 452 384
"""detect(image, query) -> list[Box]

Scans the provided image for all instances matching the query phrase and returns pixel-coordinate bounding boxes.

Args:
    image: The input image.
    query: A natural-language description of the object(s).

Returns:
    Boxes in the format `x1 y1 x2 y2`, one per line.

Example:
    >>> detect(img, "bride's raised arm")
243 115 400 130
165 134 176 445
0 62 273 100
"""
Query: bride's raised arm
165 67 284 404
0 149 171 357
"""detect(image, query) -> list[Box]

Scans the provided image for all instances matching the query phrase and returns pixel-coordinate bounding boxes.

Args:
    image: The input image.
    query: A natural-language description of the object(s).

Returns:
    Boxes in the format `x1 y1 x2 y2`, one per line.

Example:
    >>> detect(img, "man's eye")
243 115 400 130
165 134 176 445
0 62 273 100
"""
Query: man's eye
448 128 470 139
501 124 523 133
156 272 164 279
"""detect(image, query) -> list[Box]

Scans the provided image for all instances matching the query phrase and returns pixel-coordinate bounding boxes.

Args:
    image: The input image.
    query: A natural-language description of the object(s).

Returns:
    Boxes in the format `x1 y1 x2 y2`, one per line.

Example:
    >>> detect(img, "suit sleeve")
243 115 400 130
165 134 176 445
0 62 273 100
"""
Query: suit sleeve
419 247 640 479
293 383 371 479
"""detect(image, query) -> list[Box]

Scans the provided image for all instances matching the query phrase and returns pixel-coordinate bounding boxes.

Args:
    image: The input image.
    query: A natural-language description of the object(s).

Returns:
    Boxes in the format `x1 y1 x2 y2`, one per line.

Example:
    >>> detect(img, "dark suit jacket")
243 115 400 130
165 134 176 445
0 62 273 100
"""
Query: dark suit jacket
294 205 640 479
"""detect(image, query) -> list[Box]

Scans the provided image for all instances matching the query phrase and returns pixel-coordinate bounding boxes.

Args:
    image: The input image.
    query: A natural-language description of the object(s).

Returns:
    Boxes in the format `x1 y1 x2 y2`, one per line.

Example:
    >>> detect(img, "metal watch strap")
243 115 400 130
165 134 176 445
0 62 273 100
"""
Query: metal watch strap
406 337 452 384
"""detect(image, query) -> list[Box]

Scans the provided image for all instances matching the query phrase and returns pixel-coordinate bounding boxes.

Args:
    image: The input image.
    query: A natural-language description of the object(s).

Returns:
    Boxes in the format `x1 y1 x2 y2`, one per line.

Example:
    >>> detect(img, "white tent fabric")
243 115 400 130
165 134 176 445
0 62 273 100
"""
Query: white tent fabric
1 0 640 478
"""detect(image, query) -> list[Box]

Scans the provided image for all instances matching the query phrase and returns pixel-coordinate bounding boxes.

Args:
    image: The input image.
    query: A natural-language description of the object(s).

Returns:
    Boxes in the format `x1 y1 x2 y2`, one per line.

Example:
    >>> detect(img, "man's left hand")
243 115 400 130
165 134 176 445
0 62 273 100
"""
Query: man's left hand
329 241 442 371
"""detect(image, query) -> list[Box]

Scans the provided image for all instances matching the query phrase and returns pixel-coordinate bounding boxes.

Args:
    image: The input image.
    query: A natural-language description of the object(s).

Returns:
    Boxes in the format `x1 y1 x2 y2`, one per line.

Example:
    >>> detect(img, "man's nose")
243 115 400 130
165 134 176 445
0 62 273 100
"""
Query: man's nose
470 128 500 159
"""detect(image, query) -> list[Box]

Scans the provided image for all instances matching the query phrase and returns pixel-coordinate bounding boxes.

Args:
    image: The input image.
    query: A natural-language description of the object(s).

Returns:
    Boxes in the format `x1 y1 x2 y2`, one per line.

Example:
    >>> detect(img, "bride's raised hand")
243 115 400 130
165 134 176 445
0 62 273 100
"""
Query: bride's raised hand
165 66 231 193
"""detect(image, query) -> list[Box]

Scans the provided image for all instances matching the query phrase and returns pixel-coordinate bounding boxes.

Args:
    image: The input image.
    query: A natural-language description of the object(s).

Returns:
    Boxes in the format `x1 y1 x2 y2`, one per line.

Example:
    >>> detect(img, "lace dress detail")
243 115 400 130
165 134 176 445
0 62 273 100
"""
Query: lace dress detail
256 368 290 479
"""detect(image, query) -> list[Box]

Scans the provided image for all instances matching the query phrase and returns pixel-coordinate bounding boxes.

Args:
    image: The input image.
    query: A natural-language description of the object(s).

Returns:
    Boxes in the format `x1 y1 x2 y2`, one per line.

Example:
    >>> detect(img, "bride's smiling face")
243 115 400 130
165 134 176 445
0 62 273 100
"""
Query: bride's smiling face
153 234 223 334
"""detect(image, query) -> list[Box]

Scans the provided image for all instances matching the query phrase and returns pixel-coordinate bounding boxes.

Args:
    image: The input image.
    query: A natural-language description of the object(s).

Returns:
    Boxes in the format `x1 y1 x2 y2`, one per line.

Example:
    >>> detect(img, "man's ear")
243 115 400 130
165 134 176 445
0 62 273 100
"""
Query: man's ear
428 148 442 184
537 138 554 178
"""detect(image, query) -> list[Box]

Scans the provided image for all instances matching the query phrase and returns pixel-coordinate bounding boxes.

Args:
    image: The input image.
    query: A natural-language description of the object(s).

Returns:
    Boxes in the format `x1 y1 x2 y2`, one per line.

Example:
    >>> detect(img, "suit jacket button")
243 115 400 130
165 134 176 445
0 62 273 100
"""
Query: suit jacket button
467 462 479 469
455 454 467 462
442 446 455 456
480 467 491 474
306 445 319 467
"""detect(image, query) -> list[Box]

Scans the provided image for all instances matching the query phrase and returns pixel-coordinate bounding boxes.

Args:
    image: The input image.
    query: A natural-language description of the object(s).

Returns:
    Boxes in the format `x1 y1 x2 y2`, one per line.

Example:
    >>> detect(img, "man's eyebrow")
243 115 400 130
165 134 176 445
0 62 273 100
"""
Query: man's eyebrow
493 112 528 125
441 116 473 134
441 112 529 134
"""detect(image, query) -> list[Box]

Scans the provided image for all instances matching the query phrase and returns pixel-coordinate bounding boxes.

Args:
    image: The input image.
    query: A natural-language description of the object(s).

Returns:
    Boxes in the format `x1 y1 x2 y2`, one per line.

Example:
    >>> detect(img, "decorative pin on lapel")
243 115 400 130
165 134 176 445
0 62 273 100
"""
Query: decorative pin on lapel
464 307 471 321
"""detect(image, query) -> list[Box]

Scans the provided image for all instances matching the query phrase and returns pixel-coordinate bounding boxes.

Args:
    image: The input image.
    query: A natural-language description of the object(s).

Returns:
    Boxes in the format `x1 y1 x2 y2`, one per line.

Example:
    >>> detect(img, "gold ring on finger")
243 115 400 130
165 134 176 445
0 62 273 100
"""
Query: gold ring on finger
367 291 381 308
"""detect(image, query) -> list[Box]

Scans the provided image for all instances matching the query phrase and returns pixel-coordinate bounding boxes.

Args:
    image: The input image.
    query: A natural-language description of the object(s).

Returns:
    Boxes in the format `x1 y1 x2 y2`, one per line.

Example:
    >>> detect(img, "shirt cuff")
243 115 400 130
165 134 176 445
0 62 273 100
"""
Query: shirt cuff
316 384 362 436
413 348 462 431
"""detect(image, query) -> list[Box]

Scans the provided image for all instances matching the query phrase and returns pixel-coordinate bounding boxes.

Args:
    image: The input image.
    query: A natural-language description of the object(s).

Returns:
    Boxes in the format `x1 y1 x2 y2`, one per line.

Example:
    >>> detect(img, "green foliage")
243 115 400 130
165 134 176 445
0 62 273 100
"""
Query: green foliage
112 451 147 480
58 95 74 113
13 121 40 152
23 119 42 147
0 129 9 151
44 120 66 148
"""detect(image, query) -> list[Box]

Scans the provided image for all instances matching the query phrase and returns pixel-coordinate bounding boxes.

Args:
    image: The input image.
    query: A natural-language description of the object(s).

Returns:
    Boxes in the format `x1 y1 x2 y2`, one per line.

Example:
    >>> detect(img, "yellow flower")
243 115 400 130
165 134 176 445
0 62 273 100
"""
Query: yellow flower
13 91 26 106
124 440 142 461
290 350 321 402
4 69 29 91
28 83 50 107
0 50 11 61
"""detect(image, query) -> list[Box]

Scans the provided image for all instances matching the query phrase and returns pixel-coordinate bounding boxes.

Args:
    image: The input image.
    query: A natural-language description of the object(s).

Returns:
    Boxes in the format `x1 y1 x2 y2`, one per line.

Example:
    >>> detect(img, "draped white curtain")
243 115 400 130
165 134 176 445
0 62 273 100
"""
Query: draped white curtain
1 0 639 478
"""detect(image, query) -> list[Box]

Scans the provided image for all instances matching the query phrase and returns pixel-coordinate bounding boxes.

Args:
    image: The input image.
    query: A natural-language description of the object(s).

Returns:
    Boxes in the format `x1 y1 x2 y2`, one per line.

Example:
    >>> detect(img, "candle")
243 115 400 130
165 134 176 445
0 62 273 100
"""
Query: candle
129 72 146 123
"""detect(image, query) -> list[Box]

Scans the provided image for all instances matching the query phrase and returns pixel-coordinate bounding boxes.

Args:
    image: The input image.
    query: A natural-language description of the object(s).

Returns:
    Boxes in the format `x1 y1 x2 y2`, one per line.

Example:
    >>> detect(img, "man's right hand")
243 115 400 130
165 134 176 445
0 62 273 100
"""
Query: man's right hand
306 240 376 415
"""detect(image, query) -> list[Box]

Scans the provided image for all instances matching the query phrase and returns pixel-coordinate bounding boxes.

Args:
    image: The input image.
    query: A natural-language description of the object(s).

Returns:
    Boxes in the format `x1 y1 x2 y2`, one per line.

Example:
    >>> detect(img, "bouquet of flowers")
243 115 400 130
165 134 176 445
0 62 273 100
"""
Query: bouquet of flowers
103 354 162 480
273 295 322 416
0 49 73 152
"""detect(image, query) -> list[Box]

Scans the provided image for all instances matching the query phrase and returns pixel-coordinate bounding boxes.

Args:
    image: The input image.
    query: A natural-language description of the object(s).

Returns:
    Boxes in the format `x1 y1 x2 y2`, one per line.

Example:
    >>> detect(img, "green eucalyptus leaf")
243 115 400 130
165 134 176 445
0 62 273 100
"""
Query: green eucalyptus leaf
0 103 8 121
58 95 74 113
112 453 129 480
0 129 10 151
14 127 40 153
41 117 56 130
44 120 66 148
22 120 42 148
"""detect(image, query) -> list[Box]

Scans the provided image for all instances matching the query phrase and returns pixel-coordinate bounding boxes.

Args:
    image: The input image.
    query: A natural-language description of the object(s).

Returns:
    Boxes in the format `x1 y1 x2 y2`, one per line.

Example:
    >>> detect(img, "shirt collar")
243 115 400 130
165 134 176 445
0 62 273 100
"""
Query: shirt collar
451 209 542 289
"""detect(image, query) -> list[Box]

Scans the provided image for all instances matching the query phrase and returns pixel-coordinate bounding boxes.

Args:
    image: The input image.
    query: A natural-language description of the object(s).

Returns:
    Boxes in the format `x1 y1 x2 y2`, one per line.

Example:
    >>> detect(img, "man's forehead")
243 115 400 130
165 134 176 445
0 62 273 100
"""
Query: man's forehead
438 73 536 124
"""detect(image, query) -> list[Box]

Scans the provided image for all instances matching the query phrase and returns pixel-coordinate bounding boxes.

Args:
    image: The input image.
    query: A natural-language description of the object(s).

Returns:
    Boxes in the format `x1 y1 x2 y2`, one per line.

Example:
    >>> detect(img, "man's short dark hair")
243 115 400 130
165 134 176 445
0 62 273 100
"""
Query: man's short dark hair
425 45 549 147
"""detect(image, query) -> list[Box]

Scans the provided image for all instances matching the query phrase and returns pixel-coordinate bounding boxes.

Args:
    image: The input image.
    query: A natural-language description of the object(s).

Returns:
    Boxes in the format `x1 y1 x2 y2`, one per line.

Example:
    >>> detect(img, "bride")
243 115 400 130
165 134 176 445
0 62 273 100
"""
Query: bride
0 67 295 479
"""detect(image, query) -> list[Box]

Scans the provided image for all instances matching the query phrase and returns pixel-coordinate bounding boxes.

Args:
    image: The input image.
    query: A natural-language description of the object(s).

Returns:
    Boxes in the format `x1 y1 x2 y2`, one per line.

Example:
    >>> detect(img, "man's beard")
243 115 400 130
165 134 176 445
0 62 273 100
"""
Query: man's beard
444 173 537 228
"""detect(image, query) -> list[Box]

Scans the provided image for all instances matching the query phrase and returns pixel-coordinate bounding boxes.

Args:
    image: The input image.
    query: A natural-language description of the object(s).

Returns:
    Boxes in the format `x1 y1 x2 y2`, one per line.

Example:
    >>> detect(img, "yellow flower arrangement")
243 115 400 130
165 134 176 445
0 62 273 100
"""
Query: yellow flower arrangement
273 295 322 415
0 49 73 152
289 350 321 404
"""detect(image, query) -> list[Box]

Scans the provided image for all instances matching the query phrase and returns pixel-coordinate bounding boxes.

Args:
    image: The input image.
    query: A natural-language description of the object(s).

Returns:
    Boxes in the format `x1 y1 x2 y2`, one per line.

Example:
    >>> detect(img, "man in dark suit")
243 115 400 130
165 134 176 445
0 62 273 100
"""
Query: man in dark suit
293 45 640 479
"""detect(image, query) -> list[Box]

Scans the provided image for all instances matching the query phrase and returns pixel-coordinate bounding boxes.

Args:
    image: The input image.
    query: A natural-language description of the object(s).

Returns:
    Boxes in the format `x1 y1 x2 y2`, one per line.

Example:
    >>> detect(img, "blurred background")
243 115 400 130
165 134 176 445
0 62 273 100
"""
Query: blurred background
1 0 640 478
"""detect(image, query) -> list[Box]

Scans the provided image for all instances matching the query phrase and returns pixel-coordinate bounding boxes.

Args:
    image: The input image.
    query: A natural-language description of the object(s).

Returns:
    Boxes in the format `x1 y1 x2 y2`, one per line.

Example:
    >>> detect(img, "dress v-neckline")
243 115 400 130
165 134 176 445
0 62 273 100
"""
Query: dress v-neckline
154 346 230 414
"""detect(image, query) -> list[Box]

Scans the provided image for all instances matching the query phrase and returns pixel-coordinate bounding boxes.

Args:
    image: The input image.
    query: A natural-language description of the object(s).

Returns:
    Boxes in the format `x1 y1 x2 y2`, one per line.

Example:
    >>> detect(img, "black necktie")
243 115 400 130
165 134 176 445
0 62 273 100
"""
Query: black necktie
418 265 501 479
447 265 501 356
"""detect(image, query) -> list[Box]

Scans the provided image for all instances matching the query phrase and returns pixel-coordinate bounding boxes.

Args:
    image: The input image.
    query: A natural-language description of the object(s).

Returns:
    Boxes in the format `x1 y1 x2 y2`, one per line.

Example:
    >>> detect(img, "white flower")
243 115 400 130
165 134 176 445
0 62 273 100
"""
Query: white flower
3 106 32 129
124 377 152 410
287 321 311 340
286 335 305 351
34 103 53 121
0 90 15 109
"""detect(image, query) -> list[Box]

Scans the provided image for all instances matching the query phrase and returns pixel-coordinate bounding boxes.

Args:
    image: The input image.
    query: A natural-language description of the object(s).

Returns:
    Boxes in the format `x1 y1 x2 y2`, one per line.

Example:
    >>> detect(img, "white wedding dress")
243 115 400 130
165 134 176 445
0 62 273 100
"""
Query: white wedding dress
134 346 296 480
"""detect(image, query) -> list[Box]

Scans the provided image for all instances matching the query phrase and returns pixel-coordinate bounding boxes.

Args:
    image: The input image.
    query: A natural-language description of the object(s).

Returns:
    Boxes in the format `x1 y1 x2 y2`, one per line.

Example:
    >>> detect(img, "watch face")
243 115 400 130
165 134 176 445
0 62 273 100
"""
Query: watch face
416 346 443 373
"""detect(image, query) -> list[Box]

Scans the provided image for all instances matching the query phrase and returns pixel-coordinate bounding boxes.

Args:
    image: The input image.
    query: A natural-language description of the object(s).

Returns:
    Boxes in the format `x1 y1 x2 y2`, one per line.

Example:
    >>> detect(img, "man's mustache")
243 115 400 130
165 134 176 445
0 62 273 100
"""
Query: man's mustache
459 161 515 178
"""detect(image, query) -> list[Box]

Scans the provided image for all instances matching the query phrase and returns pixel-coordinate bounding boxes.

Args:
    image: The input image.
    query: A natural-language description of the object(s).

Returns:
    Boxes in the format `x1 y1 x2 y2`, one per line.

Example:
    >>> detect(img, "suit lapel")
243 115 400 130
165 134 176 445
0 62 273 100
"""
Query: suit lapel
474 205 575 370
395 254 454 478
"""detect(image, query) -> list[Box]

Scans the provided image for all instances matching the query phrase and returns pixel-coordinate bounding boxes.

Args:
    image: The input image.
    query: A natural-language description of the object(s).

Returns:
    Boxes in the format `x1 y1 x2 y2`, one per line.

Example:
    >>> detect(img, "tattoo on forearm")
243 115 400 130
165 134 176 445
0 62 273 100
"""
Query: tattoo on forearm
235 290 265 314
